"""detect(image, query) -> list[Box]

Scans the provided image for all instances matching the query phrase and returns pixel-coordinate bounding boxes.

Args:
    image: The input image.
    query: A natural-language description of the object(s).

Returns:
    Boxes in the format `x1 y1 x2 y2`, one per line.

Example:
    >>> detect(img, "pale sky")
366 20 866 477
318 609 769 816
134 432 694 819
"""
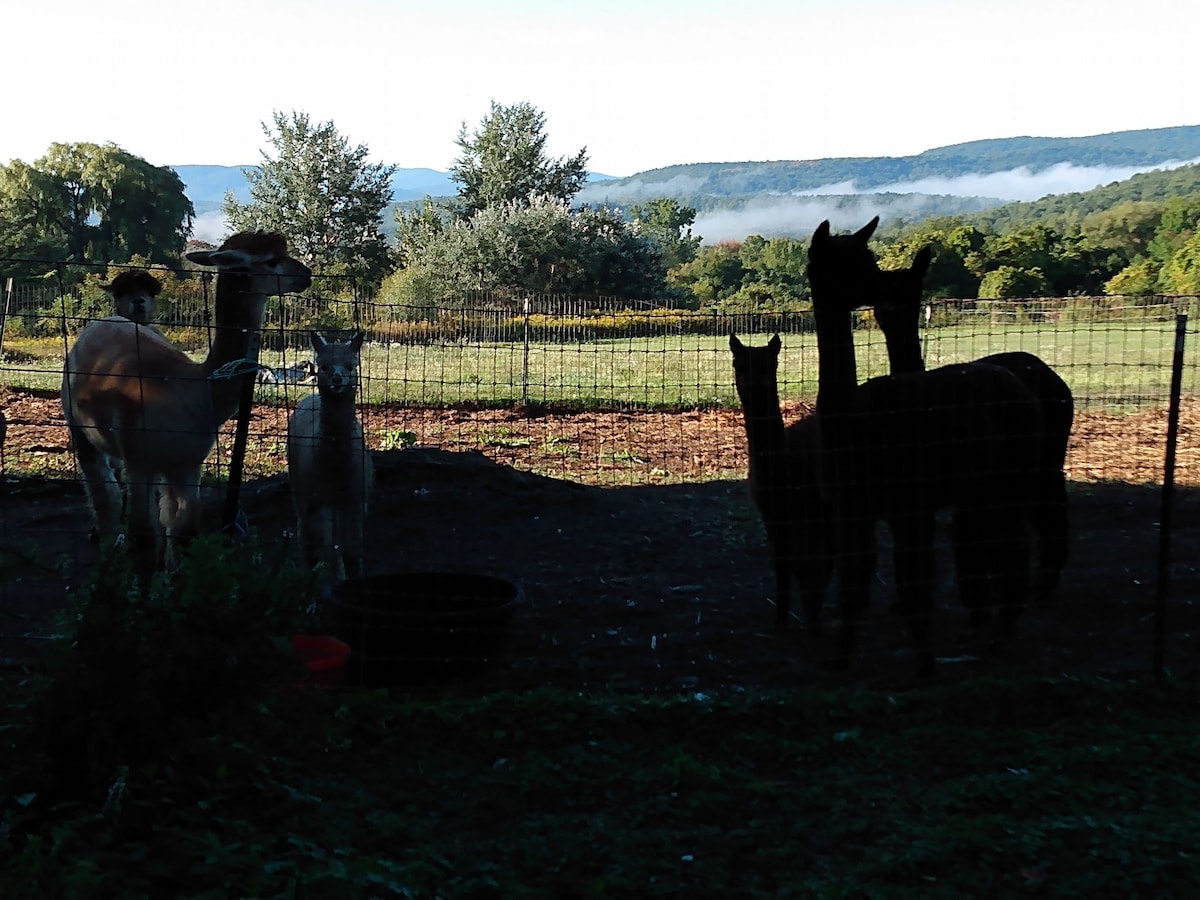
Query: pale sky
5 0 1195 177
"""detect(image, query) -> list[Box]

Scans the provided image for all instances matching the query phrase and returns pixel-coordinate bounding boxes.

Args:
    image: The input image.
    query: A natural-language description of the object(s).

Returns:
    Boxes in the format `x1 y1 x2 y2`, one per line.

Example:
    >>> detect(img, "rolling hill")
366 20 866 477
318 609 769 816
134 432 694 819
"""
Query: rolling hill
174 124 1200 243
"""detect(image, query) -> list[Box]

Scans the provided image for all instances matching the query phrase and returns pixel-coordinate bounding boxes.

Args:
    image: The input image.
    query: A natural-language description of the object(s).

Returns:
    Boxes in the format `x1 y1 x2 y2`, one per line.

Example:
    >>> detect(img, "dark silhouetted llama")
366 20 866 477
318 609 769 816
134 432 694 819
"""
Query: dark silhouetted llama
873 247 1074 607
730 332 834 633
808 218 1044 676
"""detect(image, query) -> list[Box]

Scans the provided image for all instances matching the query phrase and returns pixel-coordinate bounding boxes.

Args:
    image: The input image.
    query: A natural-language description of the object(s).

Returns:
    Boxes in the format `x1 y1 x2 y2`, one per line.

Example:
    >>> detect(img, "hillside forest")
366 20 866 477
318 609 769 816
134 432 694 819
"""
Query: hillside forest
2 110 1200 314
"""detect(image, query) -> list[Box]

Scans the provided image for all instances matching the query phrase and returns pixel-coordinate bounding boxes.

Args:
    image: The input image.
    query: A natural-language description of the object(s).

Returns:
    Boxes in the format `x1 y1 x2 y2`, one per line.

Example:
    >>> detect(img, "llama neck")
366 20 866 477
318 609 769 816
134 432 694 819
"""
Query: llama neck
883 333 925 375
201 275 268 420
813 303 859 417
879 319 926 375
317 389 358 439
739 384 786 467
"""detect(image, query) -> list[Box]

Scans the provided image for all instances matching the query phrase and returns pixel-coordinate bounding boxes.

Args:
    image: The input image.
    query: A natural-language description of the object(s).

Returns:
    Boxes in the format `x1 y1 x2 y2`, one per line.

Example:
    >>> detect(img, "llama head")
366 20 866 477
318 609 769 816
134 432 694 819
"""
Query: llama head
873 245 933 341
103 270 162 324
806 217 883 312
185 231 312 296
729 332 782 401
310 330 365 399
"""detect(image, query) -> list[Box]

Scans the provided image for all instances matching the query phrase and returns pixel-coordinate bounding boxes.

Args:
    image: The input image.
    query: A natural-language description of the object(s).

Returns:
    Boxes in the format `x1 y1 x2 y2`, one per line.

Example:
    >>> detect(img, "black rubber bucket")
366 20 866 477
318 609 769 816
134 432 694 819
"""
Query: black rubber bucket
325 571 522 687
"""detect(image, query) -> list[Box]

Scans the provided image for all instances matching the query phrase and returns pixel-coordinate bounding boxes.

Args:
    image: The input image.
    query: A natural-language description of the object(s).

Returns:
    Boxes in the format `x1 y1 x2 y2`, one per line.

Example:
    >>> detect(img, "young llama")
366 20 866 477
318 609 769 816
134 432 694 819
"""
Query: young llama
807 218 1044 676
729 332 833 633
61 231 312 577
872 251 1074 607
728 253 935 634
104 270 163 325
287 330 374 581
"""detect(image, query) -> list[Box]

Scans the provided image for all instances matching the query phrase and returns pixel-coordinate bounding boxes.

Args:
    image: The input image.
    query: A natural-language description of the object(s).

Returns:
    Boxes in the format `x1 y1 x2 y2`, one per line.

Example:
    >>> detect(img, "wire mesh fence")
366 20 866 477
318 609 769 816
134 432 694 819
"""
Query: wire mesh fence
2 268 1198 685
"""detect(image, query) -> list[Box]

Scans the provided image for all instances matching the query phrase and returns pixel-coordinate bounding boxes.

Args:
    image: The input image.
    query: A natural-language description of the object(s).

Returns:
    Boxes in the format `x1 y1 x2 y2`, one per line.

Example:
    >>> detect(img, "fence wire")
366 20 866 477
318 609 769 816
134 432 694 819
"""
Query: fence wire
1 271 1198 683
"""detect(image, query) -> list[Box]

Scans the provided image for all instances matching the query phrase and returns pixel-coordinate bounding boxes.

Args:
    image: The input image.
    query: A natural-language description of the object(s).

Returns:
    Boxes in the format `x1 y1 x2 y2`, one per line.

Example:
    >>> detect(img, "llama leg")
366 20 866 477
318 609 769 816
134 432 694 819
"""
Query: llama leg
791 516 838 637
297 502 333 574
827 517 874 669
72 428 122 543
159 464 204 569
122 463 160 580
890 514 938 678
1031 469 1069 606
296 503 319 570
765 520 794 631
339 450 373 581
989 508 1034 643
952 507 995 636
338 504 367 580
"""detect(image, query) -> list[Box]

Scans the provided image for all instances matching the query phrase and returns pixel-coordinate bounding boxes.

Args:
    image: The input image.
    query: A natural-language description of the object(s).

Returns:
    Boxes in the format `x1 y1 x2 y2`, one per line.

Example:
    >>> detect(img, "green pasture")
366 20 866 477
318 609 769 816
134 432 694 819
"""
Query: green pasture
7 667 1200 897
6 317 1197 411
4 535 1199 898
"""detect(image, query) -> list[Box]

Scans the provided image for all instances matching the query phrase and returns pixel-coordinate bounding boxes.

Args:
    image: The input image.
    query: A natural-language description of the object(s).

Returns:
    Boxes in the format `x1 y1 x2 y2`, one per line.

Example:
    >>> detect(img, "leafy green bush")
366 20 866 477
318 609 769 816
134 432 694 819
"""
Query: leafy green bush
13 532 318 803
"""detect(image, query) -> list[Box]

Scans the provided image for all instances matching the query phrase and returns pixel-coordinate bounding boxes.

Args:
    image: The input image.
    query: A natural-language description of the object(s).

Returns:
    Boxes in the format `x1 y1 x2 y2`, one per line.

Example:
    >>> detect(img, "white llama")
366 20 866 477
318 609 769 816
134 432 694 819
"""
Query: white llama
287 330 374 581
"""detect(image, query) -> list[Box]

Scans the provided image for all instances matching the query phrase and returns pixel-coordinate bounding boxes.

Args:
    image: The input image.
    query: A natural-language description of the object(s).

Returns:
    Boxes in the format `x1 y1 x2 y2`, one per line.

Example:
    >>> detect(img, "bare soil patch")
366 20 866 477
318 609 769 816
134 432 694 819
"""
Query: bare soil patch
3 386 1199 689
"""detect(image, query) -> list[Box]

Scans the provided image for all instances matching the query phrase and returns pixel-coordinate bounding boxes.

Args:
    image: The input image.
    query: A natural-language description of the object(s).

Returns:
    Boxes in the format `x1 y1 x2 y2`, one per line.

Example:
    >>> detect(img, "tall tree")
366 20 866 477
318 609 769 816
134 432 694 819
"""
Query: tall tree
224 111 396 285
0 142 193 276
629 198 702 269
450 101 588 218
400 194 667 301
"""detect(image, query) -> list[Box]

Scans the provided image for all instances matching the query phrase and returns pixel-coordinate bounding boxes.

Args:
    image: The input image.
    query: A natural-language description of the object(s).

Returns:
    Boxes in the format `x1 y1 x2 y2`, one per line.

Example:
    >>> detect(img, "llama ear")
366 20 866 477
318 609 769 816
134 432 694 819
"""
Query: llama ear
350 329 364 353
768 333 781 353
309 331 327 352
855 216 880 241
813 220 832 243
914 245 933 276
729 333 743 353
185 247 254 269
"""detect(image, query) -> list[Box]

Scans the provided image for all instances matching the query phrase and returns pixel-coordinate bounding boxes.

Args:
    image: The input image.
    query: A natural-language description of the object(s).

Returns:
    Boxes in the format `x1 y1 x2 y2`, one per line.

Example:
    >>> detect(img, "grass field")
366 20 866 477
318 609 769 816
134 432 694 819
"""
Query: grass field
6 673 1200 897
5 304 1200 896
4 316 1198 412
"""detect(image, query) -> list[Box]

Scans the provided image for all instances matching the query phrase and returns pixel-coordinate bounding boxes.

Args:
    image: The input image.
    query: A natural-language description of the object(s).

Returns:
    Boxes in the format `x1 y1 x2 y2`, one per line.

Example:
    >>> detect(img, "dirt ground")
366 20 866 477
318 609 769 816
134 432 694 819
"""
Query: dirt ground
2 386 1200 691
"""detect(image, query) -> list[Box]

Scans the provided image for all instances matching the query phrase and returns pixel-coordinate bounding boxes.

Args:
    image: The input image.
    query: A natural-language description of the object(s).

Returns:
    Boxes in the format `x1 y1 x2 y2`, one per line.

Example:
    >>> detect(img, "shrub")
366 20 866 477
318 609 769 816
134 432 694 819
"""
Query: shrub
14 532 319 802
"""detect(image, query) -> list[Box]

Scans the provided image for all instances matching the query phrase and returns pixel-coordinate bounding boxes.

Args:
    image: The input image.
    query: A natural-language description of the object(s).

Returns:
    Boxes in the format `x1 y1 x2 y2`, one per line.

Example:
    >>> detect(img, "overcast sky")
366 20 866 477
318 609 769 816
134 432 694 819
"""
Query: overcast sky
6 0 1193 177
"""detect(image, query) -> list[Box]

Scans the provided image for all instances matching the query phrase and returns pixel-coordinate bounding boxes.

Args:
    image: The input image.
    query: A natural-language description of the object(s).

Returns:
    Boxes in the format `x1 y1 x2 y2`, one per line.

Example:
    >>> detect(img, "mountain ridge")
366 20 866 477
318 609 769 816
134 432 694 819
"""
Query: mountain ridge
175 124 1200 242
176 125 1200 208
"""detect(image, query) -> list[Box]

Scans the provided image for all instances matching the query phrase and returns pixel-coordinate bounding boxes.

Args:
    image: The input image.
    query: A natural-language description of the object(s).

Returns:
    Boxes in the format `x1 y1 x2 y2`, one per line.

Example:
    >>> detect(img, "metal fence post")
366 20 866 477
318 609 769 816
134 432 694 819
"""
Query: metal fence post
1153 313 1188 680
521 296 531 406
0 277 12 358
221 288 268 536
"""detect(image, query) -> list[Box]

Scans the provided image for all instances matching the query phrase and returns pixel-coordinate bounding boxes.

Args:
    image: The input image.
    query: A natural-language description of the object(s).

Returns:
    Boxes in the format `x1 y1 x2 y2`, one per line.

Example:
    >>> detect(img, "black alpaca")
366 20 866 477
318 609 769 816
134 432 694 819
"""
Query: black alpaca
807 218 1044 676
729 332 835 633
874 250 1074 607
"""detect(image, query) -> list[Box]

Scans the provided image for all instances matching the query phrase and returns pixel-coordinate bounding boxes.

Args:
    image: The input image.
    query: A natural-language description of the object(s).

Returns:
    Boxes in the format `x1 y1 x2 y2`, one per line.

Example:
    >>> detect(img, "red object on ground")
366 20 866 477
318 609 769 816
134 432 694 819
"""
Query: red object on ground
291 635 351 684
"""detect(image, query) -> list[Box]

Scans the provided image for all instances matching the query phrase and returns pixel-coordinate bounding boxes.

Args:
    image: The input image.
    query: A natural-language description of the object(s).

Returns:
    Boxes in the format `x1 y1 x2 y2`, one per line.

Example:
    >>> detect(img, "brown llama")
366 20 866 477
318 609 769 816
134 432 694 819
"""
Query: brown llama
287 330 374 581
729 332 834 633
61 231 312 577
103 270 163 325
807 218 1044 676
873 248 1074 608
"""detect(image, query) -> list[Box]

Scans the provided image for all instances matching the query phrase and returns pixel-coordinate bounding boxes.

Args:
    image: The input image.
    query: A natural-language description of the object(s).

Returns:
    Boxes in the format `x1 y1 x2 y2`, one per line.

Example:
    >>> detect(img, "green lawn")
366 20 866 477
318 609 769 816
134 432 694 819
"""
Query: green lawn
6 673 1200 898
7 316 1198 411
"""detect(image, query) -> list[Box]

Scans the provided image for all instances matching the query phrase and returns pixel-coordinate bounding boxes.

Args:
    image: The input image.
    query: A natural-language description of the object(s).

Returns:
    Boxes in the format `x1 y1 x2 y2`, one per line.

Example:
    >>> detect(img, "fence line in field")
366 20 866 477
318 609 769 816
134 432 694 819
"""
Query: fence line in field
2 275 1199 681
3 276 1199 408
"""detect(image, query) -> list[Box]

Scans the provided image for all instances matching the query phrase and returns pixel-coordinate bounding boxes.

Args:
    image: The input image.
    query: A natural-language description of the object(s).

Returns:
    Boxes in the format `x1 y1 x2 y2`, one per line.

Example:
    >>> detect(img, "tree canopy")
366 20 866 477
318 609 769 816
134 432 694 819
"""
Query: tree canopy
392 101 689 306
449 102 589 218
394 194 669 302
224 111 396 286
0 142 193 279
